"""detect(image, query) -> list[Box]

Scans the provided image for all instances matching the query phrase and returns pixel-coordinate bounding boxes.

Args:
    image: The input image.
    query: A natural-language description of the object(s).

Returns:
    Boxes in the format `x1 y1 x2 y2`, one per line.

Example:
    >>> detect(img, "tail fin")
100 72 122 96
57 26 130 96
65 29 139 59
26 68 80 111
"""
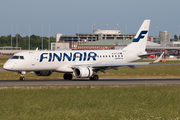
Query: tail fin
123 19 150 51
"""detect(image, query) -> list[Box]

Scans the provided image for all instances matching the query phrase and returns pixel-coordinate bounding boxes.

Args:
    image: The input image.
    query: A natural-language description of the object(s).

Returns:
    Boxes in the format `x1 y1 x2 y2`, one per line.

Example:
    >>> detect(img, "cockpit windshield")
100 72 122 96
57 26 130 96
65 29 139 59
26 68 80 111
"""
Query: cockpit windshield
10 56 24 59
20 56 24 59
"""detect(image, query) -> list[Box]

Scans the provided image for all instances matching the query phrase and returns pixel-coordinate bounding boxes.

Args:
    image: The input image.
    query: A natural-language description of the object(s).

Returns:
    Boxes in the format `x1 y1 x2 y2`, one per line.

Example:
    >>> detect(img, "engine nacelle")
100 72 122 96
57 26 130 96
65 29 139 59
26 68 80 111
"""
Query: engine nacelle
34 71 52 76
73 66 93 78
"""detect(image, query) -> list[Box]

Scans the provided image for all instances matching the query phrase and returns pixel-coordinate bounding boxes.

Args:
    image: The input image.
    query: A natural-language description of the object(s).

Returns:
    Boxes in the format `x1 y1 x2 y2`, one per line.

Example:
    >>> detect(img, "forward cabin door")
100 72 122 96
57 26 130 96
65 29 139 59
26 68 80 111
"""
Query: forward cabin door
29 52 36 66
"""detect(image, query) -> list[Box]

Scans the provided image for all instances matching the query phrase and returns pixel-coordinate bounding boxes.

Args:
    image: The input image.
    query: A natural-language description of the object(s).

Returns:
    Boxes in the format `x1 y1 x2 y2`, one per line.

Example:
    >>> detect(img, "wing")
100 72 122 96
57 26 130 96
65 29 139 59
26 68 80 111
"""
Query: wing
138 52 162 58
71 52 164 73
72 62 150 71
91 62 149 68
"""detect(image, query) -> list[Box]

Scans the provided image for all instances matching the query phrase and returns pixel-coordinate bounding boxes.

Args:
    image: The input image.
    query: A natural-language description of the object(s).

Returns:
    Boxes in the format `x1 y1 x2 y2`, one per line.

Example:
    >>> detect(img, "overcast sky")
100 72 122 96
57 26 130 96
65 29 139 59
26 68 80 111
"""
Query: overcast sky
0 0 180 38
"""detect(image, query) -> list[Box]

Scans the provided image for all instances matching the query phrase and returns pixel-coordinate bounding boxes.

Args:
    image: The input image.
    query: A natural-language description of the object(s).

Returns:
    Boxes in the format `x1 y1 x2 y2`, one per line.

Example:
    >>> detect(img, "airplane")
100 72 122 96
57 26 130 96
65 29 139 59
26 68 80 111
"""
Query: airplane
3 19 163 81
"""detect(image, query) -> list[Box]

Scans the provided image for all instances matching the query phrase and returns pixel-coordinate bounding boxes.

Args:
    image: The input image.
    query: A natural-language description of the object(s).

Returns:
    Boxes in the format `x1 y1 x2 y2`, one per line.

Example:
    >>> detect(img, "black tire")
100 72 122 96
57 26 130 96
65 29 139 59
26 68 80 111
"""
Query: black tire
89 77 93 80
20 76 25 81
93 75 99 81
63 74 68 80
67 74 72 80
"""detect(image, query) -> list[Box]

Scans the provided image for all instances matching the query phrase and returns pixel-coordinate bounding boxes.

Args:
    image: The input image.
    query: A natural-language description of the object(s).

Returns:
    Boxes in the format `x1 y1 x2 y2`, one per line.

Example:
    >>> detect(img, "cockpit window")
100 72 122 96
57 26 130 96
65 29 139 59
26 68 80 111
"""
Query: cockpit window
10 56 24 59
20 56 24 59
11 56 19 59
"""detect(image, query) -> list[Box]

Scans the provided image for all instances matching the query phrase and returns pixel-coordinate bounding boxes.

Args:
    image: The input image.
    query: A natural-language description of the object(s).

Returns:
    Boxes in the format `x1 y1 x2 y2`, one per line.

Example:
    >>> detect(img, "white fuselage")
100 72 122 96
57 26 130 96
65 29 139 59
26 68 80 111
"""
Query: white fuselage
3 49 143 72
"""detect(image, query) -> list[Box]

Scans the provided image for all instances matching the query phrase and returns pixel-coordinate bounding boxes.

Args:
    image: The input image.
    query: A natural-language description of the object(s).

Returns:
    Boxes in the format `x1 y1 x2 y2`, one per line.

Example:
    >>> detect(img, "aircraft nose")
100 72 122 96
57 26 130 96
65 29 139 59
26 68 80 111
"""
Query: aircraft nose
3 62 12 70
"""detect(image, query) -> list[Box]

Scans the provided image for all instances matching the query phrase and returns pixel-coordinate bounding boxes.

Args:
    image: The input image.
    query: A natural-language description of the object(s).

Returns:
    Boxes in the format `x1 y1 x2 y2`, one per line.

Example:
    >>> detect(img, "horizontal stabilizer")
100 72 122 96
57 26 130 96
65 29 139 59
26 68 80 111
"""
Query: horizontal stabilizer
138 52 162 58
152 52 164 63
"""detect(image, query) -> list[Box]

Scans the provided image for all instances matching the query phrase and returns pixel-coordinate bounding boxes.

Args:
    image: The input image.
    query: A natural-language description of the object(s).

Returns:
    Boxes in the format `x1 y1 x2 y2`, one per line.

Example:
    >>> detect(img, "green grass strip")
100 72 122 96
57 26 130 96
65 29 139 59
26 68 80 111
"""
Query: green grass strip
0 85 180 119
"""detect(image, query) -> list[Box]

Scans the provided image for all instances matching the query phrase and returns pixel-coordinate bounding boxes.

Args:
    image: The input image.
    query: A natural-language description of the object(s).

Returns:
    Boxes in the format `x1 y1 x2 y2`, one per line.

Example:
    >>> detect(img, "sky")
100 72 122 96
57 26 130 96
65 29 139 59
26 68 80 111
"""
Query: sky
0 0 180 38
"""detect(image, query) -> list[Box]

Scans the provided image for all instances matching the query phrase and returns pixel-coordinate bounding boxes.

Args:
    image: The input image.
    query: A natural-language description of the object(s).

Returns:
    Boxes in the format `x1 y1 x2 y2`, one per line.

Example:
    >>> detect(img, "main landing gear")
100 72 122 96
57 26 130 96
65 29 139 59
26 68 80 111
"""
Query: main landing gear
89 75 99 80
63 73 99 80
63 73 73 80
19 71 26 81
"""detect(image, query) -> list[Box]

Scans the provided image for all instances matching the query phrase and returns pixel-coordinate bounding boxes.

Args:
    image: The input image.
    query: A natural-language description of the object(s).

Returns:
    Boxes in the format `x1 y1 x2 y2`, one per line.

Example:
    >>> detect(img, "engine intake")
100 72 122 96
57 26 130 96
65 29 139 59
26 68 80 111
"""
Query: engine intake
34 71 52 76
73 66 93 78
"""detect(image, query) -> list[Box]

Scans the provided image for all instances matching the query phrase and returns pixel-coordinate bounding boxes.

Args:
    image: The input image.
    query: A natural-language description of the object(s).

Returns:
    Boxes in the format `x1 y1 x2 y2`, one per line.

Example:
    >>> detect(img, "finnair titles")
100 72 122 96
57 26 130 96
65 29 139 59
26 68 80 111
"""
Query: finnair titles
39 52 123 62
3 19 163 81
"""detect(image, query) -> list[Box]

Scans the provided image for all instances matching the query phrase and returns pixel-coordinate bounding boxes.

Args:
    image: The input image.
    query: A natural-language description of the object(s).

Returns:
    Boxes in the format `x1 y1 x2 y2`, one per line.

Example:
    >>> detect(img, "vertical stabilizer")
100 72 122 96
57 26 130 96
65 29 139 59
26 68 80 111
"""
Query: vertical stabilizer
123 20 150 51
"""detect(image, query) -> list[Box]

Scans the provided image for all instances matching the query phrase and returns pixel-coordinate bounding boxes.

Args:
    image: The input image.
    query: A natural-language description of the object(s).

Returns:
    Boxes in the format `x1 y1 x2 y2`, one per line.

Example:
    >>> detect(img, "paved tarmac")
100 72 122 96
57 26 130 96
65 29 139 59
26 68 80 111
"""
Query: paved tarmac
0 78 180 87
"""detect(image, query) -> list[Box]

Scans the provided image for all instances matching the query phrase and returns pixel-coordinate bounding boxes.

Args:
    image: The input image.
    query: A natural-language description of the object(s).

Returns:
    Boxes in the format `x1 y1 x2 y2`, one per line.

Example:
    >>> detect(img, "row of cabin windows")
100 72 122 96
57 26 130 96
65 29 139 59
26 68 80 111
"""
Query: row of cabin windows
50 55 123 59
97 55 123 58
78 46 113 49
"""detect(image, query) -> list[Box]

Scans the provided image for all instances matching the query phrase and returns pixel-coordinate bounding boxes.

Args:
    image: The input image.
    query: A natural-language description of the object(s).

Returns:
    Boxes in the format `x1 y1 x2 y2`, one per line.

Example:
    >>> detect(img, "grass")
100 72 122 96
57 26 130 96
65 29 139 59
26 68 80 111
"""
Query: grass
0 85 180 119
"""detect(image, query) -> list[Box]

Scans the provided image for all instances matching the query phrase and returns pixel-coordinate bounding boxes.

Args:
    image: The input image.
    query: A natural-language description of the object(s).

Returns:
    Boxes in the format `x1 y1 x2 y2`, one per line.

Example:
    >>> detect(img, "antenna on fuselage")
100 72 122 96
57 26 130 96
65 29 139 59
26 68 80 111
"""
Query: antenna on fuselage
36 47 38 51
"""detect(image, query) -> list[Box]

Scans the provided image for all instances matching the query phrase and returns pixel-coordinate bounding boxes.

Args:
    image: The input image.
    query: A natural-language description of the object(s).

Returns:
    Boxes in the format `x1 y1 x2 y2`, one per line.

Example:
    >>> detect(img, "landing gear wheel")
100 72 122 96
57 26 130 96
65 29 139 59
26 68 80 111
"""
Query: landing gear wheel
67 74 72 80
63 74 68 80
89 77 93 80
63 73 73 80
20 76 25 81
19 71 26 81
93 75 99 80
89 75 99 81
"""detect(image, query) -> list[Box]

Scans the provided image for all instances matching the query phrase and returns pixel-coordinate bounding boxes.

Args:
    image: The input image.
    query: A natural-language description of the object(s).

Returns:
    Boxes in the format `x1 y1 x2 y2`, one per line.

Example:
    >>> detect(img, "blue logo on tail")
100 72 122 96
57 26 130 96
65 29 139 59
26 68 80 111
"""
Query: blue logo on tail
132 31 148 42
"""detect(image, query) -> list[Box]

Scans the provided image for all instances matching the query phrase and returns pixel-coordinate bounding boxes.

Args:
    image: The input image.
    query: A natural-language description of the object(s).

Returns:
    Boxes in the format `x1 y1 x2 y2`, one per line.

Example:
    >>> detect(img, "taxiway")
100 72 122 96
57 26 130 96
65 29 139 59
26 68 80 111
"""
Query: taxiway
0 78 180 87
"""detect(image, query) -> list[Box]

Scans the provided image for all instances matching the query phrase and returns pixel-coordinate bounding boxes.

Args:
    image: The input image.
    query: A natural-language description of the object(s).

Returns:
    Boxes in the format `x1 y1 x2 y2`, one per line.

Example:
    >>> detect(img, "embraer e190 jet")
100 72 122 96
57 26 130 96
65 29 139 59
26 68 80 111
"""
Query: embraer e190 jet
3 19 163 80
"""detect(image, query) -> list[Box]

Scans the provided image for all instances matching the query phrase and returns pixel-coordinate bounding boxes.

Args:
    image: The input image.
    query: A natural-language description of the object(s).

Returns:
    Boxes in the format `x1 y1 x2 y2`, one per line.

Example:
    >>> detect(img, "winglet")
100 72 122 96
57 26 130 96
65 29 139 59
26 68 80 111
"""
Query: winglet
36 47 38 51
152 52 164 63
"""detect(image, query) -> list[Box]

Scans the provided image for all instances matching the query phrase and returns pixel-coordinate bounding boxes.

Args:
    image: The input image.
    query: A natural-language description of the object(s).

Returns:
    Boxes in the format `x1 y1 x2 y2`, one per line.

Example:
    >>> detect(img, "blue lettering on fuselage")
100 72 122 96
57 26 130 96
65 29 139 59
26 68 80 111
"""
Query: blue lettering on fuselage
39 53 48 62
39 52 97 62
52 53 62 62
73 52 82 61
63 53 72 61
87 52 97 61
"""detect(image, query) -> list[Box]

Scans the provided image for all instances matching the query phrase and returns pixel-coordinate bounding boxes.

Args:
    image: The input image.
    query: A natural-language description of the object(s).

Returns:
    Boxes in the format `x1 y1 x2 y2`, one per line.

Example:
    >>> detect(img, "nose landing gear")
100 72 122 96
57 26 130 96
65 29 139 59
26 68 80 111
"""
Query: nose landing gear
19 71 26 81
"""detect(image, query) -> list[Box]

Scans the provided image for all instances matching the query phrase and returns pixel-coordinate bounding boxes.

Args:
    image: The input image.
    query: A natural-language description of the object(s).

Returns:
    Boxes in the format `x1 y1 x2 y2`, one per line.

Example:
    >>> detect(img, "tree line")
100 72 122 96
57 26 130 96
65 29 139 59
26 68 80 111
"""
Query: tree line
0 34 56 50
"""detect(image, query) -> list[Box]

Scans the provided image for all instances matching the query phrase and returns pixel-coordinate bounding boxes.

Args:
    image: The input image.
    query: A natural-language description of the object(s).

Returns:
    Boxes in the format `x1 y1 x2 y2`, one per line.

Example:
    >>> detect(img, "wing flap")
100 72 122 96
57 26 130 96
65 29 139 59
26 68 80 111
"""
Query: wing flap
92 62 150 68
72 62 150 69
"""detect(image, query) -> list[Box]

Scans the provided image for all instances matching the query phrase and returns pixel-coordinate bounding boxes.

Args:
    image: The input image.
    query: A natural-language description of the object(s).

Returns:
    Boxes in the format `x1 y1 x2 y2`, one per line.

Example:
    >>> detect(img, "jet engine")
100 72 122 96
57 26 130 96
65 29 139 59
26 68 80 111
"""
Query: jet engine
73 66 93 78
34 71 52 76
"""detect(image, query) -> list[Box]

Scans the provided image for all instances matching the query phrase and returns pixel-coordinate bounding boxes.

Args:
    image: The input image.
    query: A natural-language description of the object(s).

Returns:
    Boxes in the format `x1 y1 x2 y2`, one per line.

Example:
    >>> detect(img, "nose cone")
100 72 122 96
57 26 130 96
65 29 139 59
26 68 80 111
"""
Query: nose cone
3 61 12 70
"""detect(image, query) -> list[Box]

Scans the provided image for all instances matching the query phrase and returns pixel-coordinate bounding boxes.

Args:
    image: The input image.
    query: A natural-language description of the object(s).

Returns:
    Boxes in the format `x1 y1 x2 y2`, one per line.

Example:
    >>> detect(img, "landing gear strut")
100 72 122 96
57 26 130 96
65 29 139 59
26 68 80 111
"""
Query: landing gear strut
89 75 99 80
19 71 26 81
63 73 73 80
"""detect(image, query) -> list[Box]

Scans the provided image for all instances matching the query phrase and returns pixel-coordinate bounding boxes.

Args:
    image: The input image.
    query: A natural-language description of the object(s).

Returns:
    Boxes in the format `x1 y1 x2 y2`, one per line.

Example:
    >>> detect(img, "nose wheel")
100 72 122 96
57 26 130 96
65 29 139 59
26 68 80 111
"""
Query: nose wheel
20 76 25 81
19 71 26 81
